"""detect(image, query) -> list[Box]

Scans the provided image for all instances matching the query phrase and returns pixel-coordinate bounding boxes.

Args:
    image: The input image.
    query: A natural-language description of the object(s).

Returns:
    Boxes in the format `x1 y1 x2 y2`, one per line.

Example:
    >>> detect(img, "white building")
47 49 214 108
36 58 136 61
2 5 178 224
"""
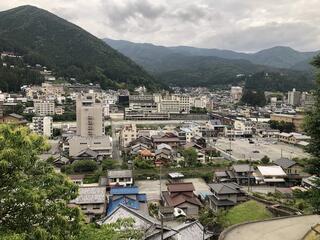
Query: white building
230 86 243 102
158 94 191 114
34 100 55 116
31 116 53 138
255 166 287 185
120 124 137 148
233 119 253 136
288 88 301 106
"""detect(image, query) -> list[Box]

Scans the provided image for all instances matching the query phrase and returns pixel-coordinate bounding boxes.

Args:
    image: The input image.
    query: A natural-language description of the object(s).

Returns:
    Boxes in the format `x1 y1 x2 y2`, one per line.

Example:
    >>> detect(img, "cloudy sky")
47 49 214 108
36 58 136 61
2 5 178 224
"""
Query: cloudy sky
0 0 319 52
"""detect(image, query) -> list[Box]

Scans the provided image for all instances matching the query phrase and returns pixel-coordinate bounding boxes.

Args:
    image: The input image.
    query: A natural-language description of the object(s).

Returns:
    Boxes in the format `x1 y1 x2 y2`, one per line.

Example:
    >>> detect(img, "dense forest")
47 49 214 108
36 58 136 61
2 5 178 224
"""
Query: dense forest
0 57 44 92
0 5 160 91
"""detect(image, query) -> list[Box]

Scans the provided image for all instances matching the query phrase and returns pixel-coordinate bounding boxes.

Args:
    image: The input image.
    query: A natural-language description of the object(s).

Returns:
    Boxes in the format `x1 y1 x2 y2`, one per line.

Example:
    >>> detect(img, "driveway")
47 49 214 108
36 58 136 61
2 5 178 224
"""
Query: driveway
221 215 320 240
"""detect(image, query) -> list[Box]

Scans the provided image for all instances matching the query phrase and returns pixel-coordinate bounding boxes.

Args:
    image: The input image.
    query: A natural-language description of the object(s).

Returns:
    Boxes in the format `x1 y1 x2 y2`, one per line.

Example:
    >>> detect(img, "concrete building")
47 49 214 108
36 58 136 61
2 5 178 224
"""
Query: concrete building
270 114 304 132
234 119 253 136
76 92 104 137
31 116 53 138
288 88 301 106
158 94 191 114
68 135 112 159
230 86 243 102
120 124 137 148
300 92 315 109
34 100 55 116
67 92 112 159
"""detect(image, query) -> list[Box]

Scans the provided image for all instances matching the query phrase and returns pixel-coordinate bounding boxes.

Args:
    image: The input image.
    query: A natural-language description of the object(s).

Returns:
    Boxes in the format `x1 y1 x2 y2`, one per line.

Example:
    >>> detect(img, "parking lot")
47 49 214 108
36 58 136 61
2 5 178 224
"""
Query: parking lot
135 178 211 201
215 137 309 161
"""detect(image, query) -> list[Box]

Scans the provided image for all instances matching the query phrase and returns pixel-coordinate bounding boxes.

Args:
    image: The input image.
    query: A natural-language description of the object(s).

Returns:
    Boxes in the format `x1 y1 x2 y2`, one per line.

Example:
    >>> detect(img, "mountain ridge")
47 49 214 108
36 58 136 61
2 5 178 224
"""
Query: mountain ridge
104 38 319 70
0 5 159 91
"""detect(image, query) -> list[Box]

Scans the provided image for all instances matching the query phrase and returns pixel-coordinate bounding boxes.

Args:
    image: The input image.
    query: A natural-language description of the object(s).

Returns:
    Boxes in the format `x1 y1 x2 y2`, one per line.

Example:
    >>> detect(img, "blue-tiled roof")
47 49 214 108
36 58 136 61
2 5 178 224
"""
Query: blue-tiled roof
110 186 139 195
136 193 147 202
107 196 140 215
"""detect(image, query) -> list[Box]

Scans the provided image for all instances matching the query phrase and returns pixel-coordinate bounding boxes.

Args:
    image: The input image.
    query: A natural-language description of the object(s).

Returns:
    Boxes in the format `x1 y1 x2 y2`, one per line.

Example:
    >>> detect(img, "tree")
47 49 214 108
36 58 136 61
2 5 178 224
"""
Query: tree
260 155 270 165
240 89 266 107
72 160 98 173
134 156 155 169
0 125 82 239
76 218 143 240
303 55 320 213
182 148 198 166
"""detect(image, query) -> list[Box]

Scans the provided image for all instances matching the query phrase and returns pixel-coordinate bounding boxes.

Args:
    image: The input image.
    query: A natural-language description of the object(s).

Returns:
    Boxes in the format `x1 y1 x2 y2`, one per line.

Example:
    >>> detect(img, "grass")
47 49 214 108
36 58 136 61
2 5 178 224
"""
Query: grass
220 200 273 227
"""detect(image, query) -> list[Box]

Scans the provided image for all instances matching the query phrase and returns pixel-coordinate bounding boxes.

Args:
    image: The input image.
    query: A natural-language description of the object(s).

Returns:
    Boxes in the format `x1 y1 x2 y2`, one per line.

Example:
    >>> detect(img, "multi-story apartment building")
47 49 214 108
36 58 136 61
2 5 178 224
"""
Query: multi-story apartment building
158 94 191 114
76 92 104 137
31 116 53 138
230 86 243 102
67 92 112 159
34 100 55 116
120 124 137 148
288 88 301 106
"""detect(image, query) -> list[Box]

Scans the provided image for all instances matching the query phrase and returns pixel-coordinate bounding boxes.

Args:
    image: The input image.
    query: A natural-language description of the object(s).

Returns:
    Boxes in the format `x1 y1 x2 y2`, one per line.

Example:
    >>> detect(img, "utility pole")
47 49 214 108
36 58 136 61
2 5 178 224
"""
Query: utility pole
248 156 251 192
159 164 163 240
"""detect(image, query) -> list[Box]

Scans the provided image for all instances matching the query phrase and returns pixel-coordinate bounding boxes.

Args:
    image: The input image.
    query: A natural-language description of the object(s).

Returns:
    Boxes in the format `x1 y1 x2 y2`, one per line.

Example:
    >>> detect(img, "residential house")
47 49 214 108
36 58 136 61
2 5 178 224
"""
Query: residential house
107 170 133 187
183 143 206 164
69 186 106 222
229 164 255 185
98 204 174 240
161 182 202 216
278 132 311 146
139 149 155 160
0 113 28 125
155 143 173 165
152 132 180 148
208 182 245 212
254 166 287 186
69 175 85 185
107 186 147 215
129 136 153 149
274 158 304 176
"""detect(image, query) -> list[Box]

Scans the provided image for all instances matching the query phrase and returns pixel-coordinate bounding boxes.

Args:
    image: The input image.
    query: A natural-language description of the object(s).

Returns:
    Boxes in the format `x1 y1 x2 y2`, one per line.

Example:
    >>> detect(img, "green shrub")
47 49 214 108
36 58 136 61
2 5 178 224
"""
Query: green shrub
72 160 98 173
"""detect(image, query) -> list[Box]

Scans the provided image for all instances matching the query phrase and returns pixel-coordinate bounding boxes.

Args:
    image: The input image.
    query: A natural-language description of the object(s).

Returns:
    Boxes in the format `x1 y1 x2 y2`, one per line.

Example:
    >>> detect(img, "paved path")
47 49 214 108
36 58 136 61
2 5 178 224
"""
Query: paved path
221 215 320 240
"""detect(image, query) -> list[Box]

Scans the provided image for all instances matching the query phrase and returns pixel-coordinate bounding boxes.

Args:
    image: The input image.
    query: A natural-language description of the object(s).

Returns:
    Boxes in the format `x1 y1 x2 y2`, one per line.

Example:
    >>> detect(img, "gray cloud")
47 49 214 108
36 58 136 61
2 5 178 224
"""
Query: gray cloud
0 0 319 52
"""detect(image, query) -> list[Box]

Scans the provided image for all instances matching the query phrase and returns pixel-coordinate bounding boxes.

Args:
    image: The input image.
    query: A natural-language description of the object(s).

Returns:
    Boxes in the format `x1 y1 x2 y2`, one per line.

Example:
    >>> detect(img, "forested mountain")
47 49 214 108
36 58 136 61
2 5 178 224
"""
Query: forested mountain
0 6 159 91
105 38 318 71
105 38 316 90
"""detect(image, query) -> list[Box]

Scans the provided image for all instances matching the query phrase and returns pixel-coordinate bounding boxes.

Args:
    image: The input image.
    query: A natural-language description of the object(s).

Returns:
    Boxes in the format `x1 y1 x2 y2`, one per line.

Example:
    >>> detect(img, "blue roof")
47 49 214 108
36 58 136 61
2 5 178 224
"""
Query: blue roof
110 186 139 195
137 193 147 202
107 196 140 215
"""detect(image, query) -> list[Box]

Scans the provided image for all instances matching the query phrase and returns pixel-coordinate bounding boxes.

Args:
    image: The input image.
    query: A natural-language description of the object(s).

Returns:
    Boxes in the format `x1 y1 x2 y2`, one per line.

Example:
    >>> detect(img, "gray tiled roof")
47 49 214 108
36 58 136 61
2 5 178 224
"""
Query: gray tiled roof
208 182 242 194
107 169 133 179
274 158 297 169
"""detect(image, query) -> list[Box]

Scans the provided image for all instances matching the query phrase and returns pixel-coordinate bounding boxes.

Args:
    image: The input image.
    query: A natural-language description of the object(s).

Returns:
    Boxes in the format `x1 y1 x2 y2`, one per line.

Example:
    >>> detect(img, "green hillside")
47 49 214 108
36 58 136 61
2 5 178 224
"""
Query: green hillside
0 5 159 91
105 38 317 90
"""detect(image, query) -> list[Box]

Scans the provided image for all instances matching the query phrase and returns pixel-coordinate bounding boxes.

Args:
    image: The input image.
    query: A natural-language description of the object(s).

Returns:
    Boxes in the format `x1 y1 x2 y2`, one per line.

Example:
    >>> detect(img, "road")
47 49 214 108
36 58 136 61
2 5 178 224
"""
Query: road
53 119 207 128
111 122 121 164
221 215 320 240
